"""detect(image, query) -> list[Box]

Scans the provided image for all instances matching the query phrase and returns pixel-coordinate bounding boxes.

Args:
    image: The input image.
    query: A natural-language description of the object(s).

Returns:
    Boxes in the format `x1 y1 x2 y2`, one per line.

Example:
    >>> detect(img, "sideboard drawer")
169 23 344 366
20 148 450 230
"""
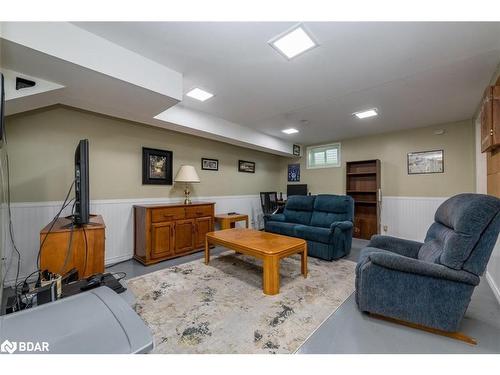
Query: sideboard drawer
185 205 213 218
152 207 185 223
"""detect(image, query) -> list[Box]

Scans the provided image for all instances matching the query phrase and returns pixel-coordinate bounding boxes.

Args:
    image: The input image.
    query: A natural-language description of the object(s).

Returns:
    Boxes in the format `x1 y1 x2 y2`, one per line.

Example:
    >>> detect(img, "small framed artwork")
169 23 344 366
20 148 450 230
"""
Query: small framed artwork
142 147 173 185
407 150 444 175
288 163 300 182
238 160 255 173
201 158 219 171
293 144 301 156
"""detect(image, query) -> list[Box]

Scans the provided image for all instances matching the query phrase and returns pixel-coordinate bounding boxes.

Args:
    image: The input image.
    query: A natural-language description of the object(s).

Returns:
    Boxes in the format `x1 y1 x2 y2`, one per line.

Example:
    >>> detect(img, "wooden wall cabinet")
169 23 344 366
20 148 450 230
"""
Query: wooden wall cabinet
346 160 381 240
134 202 215 265
480 85 500 153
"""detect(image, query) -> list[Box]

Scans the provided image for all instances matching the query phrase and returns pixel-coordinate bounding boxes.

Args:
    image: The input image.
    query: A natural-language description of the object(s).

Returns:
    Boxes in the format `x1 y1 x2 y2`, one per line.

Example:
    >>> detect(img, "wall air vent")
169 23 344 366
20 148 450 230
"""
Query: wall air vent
16 77 36 90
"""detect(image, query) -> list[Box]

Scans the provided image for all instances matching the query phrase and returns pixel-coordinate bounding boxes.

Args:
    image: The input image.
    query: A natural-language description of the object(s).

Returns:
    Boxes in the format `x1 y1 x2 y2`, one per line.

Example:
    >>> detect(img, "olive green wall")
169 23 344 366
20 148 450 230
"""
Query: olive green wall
6 106 475 203
5 106 284 202
282 120 475 197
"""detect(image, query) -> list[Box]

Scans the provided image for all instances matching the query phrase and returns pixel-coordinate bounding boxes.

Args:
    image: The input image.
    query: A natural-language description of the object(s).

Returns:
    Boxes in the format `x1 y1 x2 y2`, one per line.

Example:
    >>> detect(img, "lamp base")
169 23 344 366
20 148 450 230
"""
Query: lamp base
184 185 192 205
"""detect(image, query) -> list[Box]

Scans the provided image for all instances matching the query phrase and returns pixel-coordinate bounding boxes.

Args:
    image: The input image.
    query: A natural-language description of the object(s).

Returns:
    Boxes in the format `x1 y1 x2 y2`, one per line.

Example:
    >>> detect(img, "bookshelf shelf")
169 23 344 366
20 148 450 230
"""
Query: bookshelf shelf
346 159 381 240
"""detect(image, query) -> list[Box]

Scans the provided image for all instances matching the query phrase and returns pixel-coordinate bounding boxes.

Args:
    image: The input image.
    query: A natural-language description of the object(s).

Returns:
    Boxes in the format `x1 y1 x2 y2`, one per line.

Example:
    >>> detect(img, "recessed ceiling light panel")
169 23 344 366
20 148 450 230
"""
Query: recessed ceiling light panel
353 108 378 119
269 24 318 60
186 87 214 102
282 128 299 134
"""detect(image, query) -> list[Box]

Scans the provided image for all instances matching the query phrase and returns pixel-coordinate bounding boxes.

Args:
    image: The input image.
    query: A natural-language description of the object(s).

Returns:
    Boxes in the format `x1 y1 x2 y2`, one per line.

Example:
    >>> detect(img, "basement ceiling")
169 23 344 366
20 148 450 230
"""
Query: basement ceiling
73 22 500 144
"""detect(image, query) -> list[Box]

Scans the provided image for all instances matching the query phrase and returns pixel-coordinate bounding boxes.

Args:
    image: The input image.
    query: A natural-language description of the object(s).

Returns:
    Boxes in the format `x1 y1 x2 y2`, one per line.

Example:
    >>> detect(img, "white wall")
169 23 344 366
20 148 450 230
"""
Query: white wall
381 196 446 241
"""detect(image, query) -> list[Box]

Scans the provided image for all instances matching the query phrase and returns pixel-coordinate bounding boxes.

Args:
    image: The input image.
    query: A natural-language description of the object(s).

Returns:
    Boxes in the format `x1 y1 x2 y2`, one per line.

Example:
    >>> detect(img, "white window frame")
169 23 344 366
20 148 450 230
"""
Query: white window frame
306 142 341 169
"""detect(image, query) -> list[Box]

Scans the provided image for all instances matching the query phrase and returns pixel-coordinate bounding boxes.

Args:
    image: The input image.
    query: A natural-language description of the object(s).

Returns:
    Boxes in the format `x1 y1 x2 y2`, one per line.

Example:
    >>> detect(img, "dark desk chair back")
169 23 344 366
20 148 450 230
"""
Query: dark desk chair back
260 192 278 215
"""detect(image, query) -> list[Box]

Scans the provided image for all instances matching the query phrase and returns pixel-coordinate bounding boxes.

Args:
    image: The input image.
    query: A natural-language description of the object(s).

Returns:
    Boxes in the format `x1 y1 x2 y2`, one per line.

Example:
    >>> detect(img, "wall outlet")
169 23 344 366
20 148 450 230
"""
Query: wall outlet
383 225 388 232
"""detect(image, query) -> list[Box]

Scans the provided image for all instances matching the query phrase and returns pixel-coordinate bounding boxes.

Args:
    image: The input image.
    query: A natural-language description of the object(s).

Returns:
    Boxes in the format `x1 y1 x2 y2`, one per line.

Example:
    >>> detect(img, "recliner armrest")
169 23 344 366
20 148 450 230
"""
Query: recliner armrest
265 213 286 222
368 252 480 286
330 221 353 231
368 235 423 258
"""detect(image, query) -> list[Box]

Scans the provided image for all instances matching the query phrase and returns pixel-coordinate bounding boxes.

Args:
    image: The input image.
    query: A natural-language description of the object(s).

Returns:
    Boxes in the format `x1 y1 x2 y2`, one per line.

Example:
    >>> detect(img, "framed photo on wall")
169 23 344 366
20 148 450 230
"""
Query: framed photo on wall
288 163 300 182
142 147 173 185
238 160 255 173
293 144 301 156
201 158 219 171
407 149 444 175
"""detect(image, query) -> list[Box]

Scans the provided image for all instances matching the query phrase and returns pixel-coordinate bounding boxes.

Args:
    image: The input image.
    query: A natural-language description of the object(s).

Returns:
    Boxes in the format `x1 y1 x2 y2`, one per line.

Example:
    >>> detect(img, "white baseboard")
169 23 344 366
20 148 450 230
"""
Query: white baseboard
105 253 134 267
486 271 500 307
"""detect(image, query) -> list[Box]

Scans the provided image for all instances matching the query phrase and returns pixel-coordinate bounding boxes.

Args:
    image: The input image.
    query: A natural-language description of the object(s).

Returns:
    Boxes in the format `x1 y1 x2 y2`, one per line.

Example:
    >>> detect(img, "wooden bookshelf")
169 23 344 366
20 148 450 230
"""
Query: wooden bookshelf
346 159 381 240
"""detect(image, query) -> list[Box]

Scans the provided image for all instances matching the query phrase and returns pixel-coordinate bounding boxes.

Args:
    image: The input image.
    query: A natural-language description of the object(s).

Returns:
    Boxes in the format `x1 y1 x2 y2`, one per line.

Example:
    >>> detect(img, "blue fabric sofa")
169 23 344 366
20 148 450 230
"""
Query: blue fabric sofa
264 194 354 260
355 193 500 332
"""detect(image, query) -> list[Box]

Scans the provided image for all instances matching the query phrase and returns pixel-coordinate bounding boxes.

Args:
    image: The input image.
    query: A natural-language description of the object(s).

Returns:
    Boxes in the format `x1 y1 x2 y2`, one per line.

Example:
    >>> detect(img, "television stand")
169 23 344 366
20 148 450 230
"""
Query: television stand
60 214 103 229
40 215 106 280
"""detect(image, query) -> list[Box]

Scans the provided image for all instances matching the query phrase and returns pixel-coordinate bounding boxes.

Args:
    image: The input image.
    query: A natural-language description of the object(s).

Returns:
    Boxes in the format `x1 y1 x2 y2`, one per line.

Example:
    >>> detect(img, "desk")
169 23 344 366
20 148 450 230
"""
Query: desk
215 214 249 230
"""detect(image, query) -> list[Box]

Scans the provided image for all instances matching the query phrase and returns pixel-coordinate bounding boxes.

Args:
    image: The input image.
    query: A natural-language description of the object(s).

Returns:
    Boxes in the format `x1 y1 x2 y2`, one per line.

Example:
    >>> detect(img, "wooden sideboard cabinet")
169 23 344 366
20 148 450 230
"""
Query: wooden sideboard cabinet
134 202 215 265
480 85 500 152
40 215 105 279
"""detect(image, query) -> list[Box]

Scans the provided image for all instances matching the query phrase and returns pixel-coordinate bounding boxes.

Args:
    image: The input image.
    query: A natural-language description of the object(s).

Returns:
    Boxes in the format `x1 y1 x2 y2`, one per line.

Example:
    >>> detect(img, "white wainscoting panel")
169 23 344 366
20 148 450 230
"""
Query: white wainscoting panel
3 194 449 286
2 195 263 285
381 196 447 242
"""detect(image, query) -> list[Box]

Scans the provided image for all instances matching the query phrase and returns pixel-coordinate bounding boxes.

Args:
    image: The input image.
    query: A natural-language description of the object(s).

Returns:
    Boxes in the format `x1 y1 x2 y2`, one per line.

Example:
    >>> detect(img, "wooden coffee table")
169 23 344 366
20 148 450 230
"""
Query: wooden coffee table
205 228 307 295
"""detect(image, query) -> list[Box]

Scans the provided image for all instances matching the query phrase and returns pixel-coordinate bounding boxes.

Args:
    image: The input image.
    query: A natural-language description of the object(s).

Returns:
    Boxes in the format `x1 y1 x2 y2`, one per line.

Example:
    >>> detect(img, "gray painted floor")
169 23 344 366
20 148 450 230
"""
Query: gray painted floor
108 239 500 354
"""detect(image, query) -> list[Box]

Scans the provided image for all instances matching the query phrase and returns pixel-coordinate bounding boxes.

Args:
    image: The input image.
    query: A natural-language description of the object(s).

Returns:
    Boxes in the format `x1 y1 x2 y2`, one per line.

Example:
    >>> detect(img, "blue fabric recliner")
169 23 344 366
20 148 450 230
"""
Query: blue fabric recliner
264 194 354 260
356 193 500 332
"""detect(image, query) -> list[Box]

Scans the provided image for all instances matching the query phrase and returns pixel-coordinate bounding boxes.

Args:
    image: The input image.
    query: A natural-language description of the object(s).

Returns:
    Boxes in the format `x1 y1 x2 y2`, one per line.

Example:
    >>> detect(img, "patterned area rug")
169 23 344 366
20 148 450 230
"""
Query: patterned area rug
127 252 356 354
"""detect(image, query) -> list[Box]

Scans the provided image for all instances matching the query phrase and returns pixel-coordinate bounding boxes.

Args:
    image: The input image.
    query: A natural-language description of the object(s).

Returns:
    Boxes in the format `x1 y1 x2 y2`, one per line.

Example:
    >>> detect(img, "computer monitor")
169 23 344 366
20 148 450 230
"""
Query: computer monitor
287 184 308 197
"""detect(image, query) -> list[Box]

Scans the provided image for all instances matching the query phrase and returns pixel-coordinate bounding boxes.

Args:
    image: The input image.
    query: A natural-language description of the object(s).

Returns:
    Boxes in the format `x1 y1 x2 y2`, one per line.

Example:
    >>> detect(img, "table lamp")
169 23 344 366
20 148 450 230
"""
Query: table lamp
174 165 200 204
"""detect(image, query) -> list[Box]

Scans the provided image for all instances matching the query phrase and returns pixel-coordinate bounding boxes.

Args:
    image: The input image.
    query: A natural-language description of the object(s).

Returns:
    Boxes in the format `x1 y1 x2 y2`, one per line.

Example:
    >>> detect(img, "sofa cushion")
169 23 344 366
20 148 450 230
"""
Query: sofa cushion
310 195 354 228
265 221 299 237
283 195 315 225
419 193 500 270
294 225 333 244
286 195 315 211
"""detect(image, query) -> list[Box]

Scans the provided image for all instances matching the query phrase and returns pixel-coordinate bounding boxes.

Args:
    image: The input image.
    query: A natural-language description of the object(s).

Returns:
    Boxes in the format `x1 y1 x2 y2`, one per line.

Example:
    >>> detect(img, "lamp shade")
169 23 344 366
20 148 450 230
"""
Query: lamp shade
174 165 200 183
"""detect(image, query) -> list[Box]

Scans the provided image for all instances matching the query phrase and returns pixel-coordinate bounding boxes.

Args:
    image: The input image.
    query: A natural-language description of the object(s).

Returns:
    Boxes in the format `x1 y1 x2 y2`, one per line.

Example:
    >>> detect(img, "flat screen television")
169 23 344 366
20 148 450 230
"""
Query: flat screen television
287 184 308 197
0 73 5 141
74 139 90 225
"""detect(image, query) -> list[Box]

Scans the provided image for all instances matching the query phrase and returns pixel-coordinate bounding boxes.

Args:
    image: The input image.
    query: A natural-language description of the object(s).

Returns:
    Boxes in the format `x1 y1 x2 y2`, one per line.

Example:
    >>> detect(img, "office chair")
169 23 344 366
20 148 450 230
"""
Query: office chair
260 192 279 215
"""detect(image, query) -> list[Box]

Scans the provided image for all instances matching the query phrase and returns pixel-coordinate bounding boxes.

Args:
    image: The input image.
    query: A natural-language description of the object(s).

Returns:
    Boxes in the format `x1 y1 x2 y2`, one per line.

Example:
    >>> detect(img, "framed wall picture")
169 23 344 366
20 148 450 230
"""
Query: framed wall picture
201 158 219 171
407 150 444 175
142 147 173 185
293 144 301 156
238 160 255 173
288 163 300 182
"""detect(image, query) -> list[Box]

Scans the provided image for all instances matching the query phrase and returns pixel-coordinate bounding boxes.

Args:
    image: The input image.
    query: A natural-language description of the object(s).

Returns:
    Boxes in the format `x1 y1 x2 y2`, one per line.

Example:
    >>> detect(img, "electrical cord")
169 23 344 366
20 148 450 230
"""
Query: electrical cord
35 180 75 277
58 200 77 275
17 183 75 307
1 122 22 310
82 225 88 277
15 193 75 311
111 272 127 282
